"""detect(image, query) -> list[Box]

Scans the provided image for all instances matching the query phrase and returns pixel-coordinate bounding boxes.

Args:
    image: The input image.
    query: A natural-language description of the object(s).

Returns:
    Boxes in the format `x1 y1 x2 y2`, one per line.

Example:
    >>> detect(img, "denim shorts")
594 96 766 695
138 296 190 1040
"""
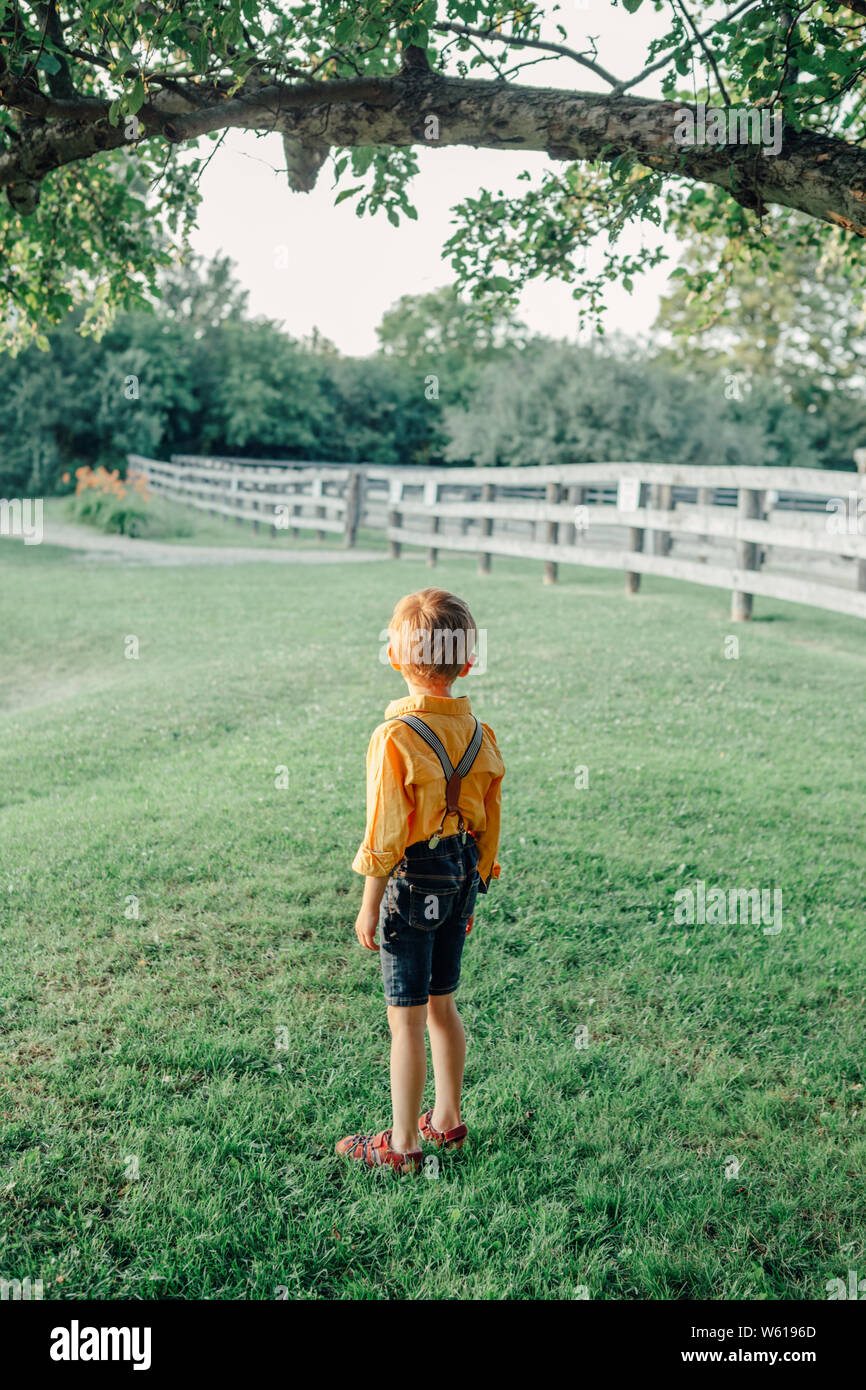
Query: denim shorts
379 835 480 1007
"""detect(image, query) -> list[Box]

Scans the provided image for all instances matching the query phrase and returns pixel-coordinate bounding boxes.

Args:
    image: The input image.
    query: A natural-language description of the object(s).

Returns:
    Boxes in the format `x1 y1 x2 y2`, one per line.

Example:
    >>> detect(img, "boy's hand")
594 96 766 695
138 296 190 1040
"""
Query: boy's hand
354 906 380 951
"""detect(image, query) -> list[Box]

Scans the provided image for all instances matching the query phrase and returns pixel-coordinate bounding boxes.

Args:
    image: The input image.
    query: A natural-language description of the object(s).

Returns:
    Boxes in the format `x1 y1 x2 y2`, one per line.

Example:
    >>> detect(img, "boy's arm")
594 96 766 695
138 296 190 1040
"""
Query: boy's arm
474 770 503 892
351 725 414 879
474 723 505 893
355 875 388 951
352 727 413 951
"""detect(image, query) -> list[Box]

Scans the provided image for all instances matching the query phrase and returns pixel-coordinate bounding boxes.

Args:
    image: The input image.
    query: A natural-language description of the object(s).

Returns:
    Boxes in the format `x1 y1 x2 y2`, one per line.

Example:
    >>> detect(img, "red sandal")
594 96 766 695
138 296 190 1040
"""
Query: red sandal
419 1110 468 1150
336 1128 423 1175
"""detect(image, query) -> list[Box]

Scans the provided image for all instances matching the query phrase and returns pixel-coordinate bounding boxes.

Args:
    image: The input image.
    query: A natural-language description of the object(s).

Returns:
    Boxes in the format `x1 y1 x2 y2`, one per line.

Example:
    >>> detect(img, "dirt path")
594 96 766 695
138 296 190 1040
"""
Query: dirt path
16 521 388 567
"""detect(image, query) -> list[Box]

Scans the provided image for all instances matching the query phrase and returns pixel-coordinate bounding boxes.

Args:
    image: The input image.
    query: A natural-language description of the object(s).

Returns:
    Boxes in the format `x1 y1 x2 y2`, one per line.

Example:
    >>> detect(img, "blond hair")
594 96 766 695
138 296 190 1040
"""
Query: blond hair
389 588 476 682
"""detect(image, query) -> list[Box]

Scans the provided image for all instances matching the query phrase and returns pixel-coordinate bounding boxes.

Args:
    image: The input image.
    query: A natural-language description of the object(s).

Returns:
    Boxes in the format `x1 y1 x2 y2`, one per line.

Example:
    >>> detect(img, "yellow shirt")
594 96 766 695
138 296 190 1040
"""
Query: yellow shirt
352 694 505 888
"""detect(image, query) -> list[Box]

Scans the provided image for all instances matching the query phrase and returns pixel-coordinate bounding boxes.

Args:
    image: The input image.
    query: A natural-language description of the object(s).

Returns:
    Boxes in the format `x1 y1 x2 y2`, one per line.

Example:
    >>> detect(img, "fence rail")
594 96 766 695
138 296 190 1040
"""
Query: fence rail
128 454 866 623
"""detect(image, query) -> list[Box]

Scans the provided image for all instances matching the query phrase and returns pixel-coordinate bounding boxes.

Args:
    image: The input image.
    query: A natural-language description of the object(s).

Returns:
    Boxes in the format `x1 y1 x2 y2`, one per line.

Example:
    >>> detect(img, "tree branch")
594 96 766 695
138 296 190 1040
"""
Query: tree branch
34 0 77 98
432 20 623 89
616 0 760 93
674 0 731 105
2 68 866 237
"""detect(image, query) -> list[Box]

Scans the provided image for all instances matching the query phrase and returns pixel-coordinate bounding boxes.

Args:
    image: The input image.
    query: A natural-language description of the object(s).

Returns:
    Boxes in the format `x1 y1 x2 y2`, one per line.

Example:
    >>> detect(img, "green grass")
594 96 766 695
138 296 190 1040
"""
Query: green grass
1 540 864 1300
46 494 389 551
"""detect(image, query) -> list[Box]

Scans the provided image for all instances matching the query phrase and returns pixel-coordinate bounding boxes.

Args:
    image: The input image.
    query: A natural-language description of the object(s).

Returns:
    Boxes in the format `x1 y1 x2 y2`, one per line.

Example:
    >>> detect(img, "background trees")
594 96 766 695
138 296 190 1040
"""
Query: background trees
0 255 860 499
441 338 835 471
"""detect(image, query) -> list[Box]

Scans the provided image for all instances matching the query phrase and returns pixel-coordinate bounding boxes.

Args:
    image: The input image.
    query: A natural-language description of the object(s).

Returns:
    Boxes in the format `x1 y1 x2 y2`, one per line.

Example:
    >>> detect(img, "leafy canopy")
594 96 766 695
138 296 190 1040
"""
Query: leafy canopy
3 0 866 349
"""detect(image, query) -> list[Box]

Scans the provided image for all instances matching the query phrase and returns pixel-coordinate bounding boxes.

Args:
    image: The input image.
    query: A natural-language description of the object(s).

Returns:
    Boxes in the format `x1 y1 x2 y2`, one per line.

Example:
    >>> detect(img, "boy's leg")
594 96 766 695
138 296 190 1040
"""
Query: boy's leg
388 1003 427 1154
426 991 465 1132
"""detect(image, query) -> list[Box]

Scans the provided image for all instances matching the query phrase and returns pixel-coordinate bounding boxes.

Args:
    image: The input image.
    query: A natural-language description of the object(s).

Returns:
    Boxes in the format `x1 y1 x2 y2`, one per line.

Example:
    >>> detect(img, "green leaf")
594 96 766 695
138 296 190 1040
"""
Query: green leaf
128 79 146 116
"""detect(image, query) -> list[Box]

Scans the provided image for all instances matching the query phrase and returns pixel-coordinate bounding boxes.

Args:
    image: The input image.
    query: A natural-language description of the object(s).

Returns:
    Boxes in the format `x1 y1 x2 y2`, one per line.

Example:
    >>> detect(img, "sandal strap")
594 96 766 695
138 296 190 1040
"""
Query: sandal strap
421 1111 467 1143
375 1130 421 1165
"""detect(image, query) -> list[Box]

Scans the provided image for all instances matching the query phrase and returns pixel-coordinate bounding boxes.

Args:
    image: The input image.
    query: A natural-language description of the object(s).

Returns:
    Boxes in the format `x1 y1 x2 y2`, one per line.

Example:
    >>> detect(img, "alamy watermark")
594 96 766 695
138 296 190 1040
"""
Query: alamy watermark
379 624 488 676
0 497 43 545
674 880 783 935
50 1322 152 1370
1 1275 43 1300
674 102 782 157
826 1270 866 1300
826 493 866 536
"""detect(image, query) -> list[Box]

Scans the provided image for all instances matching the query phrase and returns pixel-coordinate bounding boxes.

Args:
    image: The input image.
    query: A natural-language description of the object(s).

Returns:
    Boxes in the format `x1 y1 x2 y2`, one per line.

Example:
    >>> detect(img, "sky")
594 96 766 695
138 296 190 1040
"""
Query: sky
189 4 685 356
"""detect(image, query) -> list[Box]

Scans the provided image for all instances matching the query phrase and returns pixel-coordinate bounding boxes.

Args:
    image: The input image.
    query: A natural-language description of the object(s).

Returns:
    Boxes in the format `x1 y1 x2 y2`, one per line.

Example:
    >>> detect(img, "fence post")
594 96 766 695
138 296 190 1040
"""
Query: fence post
478 482 495 574
424 480 440 567
621 477 646 595
854 453 866 591
564 484 583 545
343 469 361 549
268 467 279 539
356 470 366 536
696 484 712 556
731 487 763 621
311 475 326 541
543 481 561 585
657 482 673 555
388 479 403 559
230 470 241 526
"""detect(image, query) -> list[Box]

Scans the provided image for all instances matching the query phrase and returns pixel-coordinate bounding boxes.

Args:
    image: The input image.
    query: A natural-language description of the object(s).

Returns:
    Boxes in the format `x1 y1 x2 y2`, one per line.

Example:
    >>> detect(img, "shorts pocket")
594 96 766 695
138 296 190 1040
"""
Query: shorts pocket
404 883 459 932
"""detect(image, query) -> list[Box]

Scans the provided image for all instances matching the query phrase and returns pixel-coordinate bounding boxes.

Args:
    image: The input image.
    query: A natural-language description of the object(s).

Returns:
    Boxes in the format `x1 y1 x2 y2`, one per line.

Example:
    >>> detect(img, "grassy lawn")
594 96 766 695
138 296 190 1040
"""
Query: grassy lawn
44 495 390 552
1 537 864 1301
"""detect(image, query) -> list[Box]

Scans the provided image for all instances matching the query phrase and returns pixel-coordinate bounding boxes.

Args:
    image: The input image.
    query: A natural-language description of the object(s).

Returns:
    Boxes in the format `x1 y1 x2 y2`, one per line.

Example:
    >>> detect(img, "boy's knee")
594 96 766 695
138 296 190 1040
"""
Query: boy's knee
428 991 459 1020
387 1003 427 1032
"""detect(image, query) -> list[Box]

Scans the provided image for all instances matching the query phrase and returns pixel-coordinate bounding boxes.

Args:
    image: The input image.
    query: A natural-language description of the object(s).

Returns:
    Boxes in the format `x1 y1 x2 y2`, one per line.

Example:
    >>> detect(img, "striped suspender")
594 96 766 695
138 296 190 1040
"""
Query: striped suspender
397 715 483 844
398 714 483 782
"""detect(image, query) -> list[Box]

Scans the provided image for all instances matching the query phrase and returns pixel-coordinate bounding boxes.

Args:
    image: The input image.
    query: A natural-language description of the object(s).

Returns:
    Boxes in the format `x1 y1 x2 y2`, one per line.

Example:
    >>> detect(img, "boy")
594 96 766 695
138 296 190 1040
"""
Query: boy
337 588 505 1174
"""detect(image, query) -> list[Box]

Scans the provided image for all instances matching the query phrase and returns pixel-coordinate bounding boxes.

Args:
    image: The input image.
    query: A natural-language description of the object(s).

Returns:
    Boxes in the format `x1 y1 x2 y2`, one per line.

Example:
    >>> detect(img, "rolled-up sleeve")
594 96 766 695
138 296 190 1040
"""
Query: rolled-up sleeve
474 769 503 891
474 724 504 892
352 727 414 878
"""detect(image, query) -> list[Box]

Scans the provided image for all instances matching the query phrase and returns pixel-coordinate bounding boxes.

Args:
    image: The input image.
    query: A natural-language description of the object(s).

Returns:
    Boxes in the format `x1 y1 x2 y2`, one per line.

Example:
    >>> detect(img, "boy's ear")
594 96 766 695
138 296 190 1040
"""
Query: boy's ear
458 653 476 678
387 643 402 673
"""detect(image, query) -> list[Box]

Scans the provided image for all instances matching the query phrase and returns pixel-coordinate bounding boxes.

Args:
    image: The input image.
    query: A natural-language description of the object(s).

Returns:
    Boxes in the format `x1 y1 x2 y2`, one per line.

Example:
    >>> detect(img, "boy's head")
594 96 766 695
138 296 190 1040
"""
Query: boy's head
388 588 476 688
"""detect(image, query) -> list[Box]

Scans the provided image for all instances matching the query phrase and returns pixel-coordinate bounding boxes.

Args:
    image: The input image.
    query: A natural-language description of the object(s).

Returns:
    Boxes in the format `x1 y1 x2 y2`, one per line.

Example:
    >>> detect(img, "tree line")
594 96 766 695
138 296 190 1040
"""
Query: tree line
0 254 860 499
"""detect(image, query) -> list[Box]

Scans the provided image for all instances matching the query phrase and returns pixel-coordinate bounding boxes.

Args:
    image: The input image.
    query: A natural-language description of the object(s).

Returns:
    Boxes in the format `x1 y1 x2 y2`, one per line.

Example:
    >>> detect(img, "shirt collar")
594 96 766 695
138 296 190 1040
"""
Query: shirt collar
385 693 472 719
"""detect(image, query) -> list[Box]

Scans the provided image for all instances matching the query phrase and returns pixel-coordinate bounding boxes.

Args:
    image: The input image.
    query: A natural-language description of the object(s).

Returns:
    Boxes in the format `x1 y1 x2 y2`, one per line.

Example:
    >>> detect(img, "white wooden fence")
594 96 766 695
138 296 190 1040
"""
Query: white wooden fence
128 454 866 622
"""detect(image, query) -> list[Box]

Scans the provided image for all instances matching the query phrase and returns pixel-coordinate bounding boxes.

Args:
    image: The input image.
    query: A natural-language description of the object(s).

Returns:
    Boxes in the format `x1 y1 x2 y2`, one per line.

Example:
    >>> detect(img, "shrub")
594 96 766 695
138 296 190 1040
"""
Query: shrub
66 466 193 538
